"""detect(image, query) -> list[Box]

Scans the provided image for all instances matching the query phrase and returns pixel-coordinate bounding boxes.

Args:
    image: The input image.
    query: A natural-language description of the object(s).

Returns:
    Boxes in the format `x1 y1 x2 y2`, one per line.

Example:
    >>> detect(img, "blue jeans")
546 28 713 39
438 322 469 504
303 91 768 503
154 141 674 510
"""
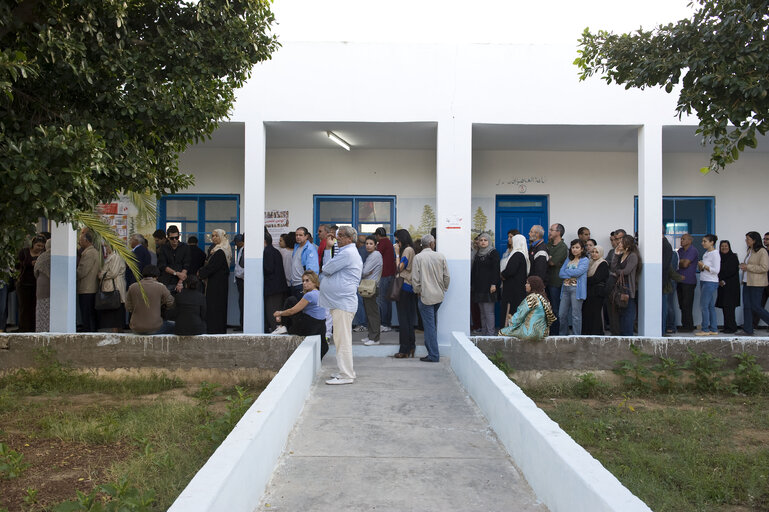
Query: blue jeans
353 294 367 326
700 281 718 332
620 297 636 336
418 299 441 361
742 286 769 334
558 286 583 335
547 285 562 334
377 275 394 327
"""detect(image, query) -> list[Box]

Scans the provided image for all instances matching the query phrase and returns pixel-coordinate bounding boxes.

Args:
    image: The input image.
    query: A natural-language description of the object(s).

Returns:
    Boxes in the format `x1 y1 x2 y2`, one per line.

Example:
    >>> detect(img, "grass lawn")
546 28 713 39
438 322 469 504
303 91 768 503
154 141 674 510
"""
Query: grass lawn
0 350 268 511
525 385 769 512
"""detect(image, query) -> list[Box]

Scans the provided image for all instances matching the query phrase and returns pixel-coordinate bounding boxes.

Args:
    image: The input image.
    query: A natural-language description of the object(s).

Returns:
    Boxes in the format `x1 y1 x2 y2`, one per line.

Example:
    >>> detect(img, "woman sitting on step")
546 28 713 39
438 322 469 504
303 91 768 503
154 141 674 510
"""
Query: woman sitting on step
498 276 556 342
273 270 329 358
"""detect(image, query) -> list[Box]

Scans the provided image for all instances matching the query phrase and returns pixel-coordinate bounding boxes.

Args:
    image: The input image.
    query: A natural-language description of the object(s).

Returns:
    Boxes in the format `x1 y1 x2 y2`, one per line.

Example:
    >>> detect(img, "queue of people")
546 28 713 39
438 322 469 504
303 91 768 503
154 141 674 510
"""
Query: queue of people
6 223 768 349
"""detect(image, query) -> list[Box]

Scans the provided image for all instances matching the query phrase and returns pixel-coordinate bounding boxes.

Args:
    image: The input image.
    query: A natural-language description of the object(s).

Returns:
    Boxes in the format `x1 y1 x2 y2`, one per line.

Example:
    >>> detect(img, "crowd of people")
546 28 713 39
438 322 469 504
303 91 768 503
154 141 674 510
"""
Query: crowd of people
4 223 768 353
474 224 769 339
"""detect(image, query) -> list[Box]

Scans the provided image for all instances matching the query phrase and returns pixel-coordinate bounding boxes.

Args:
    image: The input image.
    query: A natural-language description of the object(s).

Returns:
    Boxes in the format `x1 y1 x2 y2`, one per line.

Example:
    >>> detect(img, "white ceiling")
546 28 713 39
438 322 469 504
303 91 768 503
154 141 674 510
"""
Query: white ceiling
200 121 769 154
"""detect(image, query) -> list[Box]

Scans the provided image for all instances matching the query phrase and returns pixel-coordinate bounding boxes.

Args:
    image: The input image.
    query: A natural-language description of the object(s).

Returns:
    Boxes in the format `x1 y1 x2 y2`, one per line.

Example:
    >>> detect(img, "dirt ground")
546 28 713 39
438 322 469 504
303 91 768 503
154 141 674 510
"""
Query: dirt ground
0 433 134 511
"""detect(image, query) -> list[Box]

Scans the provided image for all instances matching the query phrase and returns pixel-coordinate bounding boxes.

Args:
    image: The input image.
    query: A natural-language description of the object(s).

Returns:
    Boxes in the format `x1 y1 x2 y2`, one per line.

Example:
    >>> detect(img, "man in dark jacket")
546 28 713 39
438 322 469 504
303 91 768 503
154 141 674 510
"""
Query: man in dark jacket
126 234 152 288
527 225 549 283
157 225 191 294
264 230 288 332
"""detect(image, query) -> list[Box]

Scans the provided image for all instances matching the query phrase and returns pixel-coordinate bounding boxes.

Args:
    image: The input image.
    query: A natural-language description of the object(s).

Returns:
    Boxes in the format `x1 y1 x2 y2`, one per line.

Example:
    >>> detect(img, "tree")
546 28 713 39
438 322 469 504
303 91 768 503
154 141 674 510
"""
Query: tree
416 204 436 239
472 206 488 236
0 0 279 282
575 0 769 174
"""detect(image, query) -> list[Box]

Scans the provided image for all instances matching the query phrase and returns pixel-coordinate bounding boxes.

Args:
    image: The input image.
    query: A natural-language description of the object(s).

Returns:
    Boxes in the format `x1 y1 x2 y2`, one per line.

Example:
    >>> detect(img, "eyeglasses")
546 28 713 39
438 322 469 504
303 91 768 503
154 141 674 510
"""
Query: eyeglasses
301 278 312 282
168 236 180 241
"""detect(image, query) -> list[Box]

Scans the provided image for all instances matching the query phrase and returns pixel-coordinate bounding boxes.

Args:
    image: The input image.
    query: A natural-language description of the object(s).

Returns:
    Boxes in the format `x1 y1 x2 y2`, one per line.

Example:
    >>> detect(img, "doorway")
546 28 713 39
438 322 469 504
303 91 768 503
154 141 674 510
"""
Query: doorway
494 195 549 255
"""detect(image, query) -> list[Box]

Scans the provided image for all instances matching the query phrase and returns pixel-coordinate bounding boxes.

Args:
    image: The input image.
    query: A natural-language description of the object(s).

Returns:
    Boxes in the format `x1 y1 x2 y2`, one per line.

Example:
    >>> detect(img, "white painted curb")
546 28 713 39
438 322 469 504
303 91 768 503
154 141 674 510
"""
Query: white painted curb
450 331 652 512
168 335 321 512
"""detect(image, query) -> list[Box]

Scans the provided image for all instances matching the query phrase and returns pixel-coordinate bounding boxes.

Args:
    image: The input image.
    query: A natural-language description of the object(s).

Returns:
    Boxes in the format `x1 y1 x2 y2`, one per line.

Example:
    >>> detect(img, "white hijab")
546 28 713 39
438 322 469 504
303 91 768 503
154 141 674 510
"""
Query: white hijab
511 234 530 274
210 229 233 266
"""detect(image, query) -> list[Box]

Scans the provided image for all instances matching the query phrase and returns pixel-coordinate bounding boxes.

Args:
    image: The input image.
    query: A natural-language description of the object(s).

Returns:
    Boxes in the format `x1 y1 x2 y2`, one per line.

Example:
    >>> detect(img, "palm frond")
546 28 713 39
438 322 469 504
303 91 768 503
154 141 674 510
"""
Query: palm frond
124 190 157 227
74 211 149 305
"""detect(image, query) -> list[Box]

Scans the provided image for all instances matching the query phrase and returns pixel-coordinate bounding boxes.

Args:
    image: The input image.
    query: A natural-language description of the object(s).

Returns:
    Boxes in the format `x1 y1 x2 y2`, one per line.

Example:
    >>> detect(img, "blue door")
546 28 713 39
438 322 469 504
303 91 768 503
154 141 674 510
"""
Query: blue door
495 196 549 255
494 195 548 325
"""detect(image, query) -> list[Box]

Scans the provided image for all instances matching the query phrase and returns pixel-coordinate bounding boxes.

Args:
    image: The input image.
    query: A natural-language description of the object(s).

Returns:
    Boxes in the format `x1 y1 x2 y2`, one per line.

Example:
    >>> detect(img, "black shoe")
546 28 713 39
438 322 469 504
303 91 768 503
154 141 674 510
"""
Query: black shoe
420 356 438 362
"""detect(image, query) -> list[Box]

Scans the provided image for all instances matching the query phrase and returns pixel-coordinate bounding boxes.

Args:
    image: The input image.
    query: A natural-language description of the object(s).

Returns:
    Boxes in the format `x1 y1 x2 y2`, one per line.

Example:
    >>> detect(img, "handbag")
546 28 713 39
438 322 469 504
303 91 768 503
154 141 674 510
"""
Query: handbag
95 277 121 311
388 274 404 302
358 279 377 298
610 273 630 309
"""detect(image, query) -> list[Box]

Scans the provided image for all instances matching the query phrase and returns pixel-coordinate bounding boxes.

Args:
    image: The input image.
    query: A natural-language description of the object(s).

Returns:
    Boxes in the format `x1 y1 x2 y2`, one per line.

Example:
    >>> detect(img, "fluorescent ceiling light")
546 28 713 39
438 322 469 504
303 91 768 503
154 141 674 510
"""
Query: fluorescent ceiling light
327 131 351 151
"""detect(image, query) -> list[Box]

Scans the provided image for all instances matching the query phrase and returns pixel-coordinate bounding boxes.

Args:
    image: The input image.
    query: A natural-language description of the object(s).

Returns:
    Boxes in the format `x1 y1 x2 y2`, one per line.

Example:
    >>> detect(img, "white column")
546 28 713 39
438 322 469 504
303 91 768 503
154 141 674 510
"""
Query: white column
436 119 472 346
49 222 77 333
243 122 266 334
638 124 663 337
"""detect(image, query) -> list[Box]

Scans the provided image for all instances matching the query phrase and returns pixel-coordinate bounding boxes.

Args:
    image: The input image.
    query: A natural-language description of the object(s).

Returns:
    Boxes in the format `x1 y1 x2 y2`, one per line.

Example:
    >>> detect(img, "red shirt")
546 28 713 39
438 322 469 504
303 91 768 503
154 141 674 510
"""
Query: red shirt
377 237 396 277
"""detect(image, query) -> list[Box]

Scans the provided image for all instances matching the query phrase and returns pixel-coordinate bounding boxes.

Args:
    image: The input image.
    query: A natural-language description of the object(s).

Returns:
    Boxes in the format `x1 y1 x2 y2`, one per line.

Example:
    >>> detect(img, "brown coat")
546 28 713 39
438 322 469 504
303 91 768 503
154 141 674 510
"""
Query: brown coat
126 278 175 334
744 249 769 287
77 245 100 294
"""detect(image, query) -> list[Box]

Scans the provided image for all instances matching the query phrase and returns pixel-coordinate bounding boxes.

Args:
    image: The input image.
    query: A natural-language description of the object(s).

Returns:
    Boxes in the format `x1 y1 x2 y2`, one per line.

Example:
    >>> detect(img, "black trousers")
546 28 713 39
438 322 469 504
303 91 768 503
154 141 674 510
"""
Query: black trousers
78 293 97 332
677 283 696 331
236 277 244 329
281 296 328 358
264 292 285 332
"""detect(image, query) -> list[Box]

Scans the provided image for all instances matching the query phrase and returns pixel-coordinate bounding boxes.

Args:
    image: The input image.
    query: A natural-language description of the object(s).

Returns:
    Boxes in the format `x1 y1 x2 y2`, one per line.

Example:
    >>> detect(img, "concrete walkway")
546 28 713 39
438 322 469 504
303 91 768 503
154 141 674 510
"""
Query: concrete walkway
256 356 548 512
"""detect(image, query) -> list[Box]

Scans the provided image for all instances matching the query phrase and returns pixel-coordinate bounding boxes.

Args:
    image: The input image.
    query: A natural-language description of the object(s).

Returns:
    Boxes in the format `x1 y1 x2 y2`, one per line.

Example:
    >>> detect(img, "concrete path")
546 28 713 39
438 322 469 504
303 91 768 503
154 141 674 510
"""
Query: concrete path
256 357 548 512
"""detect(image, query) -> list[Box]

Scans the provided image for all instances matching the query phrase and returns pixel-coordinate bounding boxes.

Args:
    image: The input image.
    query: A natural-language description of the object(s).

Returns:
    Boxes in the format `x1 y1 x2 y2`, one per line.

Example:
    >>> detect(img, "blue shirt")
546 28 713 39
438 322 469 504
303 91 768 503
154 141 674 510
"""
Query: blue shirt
319 243 363 313
301 289 327 320
558 256 589 300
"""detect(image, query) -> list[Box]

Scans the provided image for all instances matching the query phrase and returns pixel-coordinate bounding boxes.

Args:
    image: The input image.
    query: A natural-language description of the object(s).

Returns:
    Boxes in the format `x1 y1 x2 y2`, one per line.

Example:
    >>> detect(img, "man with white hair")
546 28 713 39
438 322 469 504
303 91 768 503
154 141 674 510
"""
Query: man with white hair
411 234 450 362
320 225 363 385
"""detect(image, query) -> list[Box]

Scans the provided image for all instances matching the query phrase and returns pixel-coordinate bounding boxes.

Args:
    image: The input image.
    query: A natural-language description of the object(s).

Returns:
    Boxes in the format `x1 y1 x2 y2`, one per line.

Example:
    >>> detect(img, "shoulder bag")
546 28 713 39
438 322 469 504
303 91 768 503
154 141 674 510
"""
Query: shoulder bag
95 277 121 311
388 273 404 302
610 273 630 309
358 279 377 298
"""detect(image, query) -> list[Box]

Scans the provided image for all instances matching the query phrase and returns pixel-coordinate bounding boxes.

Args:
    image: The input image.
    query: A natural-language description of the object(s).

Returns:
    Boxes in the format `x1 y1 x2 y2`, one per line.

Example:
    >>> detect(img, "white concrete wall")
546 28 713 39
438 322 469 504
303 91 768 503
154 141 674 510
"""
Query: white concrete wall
265 148 436 232
179 144 245 226
472 150 638 247
451 331 652 512
168 335 320 512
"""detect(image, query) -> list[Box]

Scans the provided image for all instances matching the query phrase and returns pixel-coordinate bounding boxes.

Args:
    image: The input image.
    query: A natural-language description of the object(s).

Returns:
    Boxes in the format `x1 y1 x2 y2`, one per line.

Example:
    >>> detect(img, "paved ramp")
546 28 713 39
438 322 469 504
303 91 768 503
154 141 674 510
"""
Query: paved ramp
257 356 547 512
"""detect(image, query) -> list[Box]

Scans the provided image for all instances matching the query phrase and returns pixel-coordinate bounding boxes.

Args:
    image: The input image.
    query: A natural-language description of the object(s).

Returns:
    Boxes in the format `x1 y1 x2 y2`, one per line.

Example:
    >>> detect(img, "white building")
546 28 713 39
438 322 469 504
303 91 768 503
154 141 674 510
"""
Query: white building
49 2 769 341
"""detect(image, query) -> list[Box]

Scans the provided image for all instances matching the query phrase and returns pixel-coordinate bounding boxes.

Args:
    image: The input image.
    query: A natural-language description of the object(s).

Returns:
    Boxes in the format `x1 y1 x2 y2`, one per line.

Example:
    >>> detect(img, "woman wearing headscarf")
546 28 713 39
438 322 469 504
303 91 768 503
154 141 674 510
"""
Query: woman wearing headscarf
500 233 530 327
198 228 232 334
97 244 127 333
499 276 556 341
33 239 52 332
715 240 740 333
582 245 609 335
471 232 500 336
739 231 769 335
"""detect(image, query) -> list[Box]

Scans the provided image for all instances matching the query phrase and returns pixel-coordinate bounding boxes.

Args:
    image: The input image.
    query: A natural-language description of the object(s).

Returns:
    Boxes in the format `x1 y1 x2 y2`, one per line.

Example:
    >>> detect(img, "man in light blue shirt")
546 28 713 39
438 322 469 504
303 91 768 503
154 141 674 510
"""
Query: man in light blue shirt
320 225 363 385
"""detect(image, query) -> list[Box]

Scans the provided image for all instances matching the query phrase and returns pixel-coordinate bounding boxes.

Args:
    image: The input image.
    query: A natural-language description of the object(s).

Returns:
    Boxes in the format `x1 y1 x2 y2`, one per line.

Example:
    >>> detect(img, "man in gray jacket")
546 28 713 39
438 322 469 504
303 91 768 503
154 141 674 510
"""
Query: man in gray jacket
412 234 450 362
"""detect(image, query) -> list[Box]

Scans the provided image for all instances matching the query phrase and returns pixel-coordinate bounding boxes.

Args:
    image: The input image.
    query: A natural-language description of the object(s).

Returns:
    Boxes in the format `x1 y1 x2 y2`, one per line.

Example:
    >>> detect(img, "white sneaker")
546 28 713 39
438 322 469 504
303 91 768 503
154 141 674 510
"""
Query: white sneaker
330 373 342 379
352 325 367 332
381 326 392 332
362 338 380 346
325 377 354 385
272 325 288 334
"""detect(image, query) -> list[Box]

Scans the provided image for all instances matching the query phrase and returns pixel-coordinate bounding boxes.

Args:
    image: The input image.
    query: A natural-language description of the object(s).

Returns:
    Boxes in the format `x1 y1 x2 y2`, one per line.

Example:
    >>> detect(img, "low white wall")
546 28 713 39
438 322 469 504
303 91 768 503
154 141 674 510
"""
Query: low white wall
450 331 651 512
168 335 320 512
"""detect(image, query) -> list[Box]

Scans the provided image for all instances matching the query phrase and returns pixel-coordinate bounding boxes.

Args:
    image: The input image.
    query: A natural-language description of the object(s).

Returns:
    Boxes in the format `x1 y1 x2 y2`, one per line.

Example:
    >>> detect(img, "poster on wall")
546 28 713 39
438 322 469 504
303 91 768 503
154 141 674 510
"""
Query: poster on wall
97 203 129 244
265 210 289 248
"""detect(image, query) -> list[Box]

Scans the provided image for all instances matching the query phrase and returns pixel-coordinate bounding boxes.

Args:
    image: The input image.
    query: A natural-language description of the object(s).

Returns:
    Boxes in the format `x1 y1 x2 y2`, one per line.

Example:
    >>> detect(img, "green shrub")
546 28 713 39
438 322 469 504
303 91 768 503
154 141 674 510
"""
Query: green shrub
575 372 602 398
488 351 514 376
733 353 768 395
0 442 29 479
683 348 730 393
613 344 654 391
651 356 683 393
